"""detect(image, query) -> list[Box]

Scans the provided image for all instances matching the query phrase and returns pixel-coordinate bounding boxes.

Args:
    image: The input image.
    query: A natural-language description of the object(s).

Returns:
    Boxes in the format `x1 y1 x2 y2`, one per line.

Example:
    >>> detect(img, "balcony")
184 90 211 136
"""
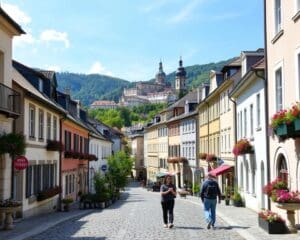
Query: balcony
0 83 21 118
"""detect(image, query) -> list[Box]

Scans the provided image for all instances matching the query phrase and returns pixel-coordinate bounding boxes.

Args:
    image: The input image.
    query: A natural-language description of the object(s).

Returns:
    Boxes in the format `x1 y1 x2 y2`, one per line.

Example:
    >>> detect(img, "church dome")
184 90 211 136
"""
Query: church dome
155 61 166 84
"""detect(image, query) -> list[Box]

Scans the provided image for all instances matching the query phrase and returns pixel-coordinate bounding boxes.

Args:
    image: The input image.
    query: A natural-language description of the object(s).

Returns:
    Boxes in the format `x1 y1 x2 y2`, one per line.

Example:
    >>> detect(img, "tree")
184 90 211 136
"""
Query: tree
106 151 134 191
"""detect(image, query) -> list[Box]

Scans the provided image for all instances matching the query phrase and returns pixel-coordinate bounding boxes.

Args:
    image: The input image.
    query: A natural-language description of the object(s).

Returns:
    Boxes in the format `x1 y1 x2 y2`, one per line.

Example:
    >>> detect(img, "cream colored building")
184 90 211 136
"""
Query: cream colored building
0 7 24 203
265 0 300 226
12 63 65 218
157 112 169 176
144 122 159 183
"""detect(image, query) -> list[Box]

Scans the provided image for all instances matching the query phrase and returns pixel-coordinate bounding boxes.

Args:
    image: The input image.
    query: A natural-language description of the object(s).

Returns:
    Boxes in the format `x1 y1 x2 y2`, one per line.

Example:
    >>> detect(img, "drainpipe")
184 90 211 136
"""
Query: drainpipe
229 96 237 187
263 0 271 211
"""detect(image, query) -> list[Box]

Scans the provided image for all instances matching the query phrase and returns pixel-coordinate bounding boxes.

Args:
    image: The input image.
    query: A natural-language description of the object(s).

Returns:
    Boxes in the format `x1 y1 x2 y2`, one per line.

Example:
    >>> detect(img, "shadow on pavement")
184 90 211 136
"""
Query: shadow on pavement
217 225 250 230
175 226 204 230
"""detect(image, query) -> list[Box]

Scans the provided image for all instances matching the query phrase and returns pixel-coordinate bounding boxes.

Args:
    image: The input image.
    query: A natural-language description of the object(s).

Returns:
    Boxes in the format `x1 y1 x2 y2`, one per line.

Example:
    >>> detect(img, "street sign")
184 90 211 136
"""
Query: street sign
14 156 29 170
101 165 107 172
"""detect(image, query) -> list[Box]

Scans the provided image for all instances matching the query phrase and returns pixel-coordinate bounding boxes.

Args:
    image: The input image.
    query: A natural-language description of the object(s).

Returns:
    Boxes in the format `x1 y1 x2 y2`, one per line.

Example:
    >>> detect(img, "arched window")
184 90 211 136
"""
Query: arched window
244 158 249 192
277 154 288 182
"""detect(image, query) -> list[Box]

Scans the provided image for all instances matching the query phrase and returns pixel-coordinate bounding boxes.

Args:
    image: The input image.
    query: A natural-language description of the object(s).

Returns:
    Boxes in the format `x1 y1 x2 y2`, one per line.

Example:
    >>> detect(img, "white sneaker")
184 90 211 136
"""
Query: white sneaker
168 223 174 229
164 224 168 228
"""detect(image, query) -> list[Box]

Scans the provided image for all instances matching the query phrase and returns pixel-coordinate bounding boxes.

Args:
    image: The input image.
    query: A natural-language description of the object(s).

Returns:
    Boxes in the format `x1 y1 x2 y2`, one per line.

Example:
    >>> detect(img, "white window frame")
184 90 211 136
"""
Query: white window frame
296 0 300 12
29 105 35 138
250 104 254 137
274 0 282 35
274 61 284 112
256 93 261 128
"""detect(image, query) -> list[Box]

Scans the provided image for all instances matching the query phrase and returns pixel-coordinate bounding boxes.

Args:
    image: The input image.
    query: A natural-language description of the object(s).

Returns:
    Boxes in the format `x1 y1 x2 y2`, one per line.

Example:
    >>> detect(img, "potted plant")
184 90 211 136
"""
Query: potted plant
37 186 61 201
232 139 254 156
192 183 200 196
62 196 73 212
258 210 287 234
231 187 243 207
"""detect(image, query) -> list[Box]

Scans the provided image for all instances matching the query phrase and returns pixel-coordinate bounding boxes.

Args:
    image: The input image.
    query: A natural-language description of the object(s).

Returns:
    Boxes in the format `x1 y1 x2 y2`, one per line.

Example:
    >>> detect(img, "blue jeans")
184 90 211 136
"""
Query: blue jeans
203 198 217 225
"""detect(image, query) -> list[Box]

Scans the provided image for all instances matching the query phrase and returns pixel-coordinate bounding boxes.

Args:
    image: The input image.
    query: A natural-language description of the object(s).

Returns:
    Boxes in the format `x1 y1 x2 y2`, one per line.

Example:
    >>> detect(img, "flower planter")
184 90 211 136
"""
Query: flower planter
258 217 286 234
233 201 243 207
276 203 300 233
275 124 291 137
294 118 300 131
225 199 230 206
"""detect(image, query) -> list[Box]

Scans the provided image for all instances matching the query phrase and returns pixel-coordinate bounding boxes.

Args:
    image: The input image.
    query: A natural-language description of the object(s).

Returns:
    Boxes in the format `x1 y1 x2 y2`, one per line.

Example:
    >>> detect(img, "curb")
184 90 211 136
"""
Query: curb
7 209 94 240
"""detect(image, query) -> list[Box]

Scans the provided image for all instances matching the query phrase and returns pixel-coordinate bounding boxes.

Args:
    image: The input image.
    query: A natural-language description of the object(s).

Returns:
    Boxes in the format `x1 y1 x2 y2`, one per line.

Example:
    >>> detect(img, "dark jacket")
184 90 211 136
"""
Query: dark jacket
160 183 176 202
200 179 221 201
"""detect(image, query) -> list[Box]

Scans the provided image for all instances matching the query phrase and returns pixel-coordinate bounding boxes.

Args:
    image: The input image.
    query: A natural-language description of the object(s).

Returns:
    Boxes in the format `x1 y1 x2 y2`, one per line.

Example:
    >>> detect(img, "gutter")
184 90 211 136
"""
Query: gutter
229 96 238 186
263 0 271 211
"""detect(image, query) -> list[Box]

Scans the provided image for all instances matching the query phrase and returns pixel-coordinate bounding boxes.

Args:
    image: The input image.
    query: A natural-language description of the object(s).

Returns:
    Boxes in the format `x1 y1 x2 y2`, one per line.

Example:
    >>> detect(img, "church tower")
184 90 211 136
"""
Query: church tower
155 61 166 85
175 57 187 94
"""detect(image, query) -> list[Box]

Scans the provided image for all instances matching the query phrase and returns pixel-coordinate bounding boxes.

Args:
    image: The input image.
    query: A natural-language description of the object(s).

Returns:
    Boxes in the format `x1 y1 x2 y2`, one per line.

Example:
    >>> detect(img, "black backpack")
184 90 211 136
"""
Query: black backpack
205 181 218 198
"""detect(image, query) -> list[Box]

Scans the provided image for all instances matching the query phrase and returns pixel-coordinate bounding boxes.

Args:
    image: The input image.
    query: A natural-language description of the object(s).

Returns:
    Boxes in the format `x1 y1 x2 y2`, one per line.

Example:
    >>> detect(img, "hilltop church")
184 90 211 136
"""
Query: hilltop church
120 58 187 107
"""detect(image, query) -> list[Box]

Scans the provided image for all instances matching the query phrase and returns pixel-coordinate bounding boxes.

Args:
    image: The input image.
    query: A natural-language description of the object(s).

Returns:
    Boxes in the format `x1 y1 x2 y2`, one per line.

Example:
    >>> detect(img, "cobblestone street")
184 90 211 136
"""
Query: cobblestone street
27 183 243 240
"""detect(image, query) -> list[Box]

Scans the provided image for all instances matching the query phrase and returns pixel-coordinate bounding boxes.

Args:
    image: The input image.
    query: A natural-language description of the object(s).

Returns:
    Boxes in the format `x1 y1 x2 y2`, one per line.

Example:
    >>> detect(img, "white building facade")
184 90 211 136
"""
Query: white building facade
230 57 268 212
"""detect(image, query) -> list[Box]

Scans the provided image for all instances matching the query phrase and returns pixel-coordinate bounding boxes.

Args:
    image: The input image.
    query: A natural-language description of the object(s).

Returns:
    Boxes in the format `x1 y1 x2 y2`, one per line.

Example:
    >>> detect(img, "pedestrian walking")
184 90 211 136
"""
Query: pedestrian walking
200 173 221 230
160 175 176 229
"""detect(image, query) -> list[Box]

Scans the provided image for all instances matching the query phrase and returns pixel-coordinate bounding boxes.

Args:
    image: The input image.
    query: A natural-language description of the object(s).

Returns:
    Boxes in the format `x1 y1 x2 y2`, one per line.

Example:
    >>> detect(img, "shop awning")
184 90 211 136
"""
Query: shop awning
209 165 232 176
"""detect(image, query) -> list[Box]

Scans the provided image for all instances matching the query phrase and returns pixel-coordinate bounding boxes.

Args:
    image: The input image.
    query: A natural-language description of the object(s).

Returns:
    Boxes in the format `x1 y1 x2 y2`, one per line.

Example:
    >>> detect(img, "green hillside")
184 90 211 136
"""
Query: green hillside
56 58 235 106
56 72 132 106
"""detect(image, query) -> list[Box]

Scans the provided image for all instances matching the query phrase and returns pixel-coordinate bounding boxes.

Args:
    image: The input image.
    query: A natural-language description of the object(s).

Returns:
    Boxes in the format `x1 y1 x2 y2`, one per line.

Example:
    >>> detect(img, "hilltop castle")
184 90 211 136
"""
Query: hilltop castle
120 58 187 107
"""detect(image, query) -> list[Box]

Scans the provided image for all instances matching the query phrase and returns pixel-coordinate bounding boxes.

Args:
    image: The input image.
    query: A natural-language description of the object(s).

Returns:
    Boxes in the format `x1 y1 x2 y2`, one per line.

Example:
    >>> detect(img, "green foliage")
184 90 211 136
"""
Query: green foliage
0 132 26 157
88 103 166 128
192 183 200 194
232 186 242 202
106 151 134 190
56 72 132 106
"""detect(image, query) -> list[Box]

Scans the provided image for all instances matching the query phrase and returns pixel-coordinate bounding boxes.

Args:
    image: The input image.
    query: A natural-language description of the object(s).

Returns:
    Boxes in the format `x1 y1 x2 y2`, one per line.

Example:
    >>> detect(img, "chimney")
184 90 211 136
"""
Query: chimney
197 87 201 103
75 100 81 118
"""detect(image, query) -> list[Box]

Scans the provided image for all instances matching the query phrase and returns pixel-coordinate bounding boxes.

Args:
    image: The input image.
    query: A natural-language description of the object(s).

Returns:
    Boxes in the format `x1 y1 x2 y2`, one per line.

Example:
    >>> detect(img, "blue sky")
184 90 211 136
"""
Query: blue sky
2 0 264 81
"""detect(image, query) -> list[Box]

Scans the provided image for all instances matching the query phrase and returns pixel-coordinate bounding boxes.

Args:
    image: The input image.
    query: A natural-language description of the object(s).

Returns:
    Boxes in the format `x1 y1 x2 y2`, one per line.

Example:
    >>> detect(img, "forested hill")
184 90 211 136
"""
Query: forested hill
56 58 236 106
56 72 132 106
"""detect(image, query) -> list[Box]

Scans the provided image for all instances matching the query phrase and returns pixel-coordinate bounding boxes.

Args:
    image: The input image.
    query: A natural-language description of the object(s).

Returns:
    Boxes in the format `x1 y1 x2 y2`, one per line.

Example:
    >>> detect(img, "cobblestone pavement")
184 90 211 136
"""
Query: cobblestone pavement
27 184 244 240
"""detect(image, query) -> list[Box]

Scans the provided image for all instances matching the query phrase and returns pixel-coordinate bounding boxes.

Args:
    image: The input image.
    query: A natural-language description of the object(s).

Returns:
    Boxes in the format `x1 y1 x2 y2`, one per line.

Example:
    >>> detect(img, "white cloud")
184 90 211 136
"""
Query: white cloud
45 65 61 72
88 62 113 76
168 0 202 24
2 2 31 25
40 29 70 48
13 32 35 47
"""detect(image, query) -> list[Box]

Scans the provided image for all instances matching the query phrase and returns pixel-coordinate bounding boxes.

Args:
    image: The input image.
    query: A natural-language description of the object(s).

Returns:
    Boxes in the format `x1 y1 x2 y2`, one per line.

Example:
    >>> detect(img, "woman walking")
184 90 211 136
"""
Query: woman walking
160 175 176 228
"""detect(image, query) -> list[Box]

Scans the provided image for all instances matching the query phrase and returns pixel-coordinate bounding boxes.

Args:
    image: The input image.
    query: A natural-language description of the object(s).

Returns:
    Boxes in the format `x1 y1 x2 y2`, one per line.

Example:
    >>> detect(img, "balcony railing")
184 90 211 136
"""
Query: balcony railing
0 82 21 118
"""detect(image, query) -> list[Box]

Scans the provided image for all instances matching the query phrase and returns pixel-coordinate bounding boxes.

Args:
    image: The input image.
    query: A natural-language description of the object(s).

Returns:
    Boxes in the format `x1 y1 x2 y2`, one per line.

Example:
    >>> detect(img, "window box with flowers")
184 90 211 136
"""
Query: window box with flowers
258 210 287 234
232 139 254 156
263 177 300 233
46 140 64 151
271 103 300 139
37 186 61 201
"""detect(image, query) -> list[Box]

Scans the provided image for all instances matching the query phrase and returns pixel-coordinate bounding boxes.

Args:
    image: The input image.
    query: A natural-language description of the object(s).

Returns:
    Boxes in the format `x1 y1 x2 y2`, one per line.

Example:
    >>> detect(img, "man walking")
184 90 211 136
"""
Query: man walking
200 173 221 230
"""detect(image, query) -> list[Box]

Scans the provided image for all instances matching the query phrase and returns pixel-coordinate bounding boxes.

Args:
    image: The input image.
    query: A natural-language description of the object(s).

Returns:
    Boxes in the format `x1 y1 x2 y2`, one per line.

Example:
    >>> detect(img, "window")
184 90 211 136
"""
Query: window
244 109 247 137
298 0 300 11
275 67 283 111
65 131 71 151
250 104 254 136
275 0 282 34
38 109 44 140
47 113 51 140
73 134 79 151
29 105 35 138
26 166 33 197
277 155 288 181
53 116 57 140
256 94 261 128
65 175 68 195
38 78 43 92
240 111 243 138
